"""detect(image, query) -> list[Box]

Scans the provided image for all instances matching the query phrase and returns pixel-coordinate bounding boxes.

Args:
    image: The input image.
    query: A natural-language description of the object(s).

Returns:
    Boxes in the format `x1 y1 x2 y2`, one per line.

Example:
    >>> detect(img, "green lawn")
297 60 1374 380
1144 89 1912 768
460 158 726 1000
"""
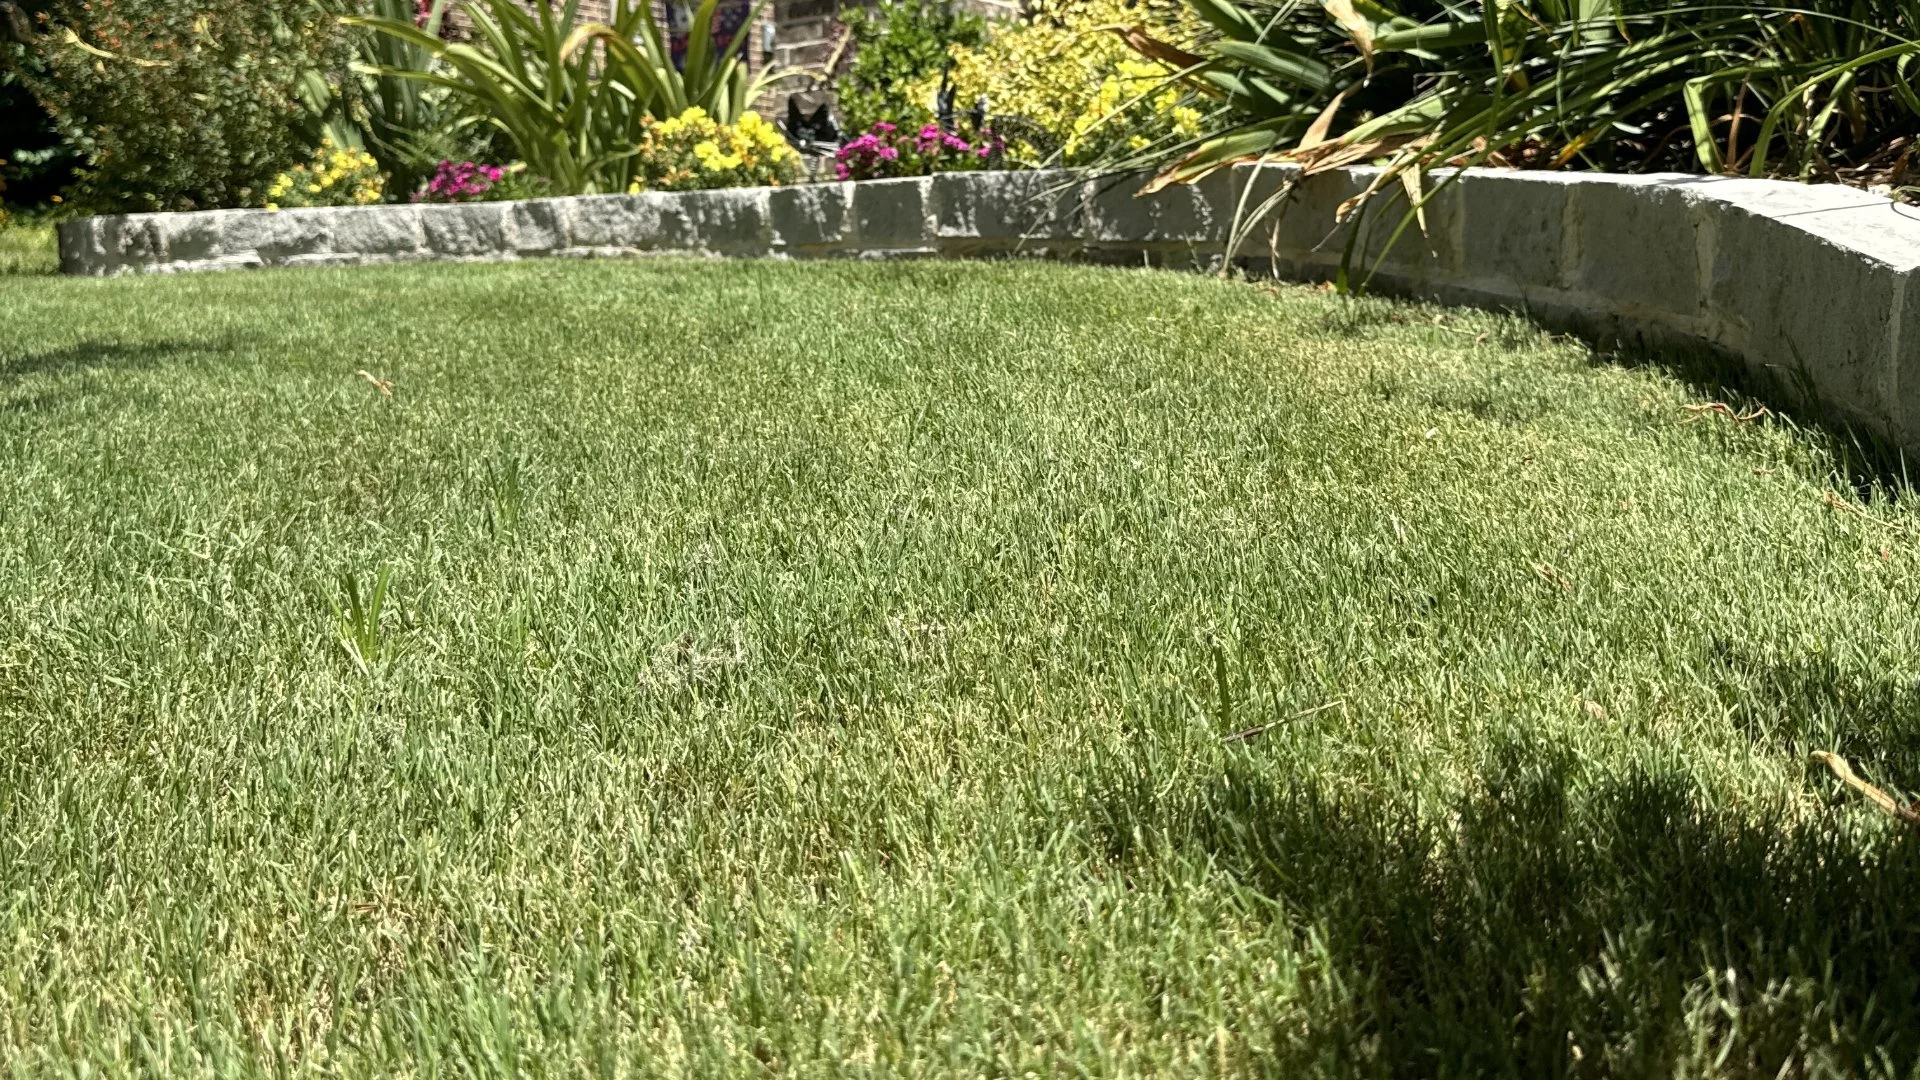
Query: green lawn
2 258 1918 1077
0 222 57 276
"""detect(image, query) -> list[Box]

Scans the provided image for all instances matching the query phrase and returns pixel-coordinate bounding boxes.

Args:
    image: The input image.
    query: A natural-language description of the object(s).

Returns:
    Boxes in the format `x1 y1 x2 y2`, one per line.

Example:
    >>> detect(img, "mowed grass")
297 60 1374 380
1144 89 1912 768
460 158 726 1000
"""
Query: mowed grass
2 258 1919 1077
0 222 57 276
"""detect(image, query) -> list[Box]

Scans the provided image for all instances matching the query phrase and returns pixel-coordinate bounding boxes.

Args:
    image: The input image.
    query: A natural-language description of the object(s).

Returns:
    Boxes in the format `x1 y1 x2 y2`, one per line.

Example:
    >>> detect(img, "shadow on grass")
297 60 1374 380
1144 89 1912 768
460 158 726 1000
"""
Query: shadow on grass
0 338 239 414
1298 284 1913 497
1085 733 1920 1075
0 338 227 380
1705 642 1920 803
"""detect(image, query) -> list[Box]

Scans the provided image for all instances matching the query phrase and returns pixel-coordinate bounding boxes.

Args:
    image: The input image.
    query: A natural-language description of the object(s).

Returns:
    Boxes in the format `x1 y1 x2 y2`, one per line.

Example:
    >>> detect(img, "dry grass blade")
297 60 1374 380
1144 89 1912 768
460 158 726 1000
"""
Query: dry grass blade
1681 402 1771 424
1811 751 1920 826
1819 489 1903 533
1222 700 1346 742
1531 561 1573 592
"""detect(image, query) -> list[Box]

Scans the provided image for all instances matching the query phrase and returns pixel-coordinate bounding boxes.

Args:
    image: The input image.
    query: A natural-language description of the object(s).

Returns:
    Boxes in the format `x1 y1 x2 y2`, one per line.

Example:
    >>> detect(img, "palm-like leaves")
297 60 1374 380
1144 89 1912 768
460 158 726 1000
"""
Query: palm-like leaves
1129 0 1920 206
344 0 785 194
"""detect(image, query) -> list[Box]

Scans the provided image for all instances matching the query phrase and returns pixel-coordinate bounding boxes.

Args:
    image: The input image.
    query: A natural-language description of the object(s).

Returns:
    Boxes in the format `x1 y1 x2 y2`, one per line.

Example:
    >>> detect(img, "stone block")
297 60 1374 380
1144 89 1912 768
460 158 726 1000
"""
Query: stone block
772 182 853 250
162 210 242 264
1226 163 1459 282
853 178 932 250
1563 173 1702 319
331 205 426 258
92 215 169 271
1694 180 1918 431
933 171 1082 252
677 188 772 255
57 219 105 275
508 200 567 255
565 194 662 251
1083 170 1232 246
215 210 333 266
421 203 509 257
1458 169 1577 291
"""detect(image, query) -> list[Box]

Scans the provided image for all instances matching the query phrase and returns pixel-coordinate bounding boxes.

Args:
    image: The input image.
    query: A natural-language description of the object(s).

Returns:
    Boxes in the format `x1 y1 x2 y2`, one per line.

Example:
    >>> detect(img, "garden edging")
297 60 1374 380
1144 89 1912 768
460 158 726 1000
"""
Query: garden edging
58 166 1920 448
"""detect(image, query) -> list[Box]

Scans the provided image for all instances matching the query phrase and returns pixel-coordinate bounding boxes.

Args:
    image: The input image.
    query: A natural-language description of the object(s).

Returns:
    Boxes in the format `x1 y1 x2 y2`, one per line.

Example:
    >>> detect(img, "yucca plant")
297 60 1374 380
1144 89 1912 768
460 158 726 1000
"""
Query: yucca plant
1120 0 1920 251
343 0 468 195
344 0 785 194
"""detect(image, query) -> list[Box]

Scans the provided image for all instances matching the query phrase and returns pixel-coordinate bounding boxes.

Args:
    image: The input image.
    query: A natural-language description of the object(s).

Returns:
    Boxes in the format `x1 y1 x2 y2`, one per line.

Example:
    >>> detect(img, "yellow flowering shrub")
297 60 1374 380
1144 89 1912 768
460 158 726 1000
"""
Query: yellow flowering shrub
909 0 1208 168
264 140 386 210
629 109 801 193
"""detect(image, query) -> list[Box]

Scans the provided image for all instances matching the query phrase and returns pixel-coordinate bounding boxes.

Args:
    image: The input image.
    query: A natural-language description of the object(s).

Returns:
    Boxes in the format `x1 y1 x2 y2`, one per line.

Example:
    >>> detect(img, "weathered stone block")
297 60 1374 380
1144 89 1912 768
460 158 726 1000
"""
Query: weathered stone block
1227 164 1459 282
332 205 425 258
566 194 659 251
216 210 332 266
1458 168 1576 291
421 203 509 257
772 182 852 249
162 210 241 264
1894 272 1920 447
852 178 932 250
1083 170 1231 246
97 215 169 269
677 188 772 255
1563 174 1701 318
57 219 105 275
933 171 1082 251
508 200 566 255
1695 179 1918 431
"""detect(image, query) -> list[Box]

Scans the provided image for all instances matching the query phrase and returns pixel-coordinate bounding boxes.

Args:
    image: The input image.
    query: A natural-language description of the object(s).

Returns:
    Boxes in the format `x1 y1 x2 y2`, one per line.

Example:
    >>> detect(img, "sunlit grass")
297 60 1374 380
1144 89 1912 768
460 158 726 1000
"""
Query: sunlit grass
0 258 1916 1077
0 221 56 276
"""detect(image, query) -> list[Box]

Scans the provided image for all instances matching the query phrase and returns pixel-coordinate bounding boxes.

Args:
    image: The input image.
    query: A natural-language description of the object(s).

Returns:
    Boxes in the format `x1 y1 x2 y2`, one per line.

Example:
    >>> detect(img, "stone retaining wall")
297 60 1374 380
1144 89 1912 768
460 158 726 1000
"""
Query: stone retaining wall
58 165 1920 447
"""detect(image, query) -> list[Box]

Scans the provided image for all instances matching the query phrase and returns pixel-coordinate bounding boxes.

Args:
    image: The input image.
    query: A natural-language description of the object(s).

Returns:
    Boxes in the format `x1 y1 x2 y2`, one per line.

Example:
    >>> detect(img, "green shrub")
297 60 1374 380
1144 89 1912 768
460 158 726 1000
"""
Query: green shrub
0 58 78 208
14 0 344 212
837 0 987 134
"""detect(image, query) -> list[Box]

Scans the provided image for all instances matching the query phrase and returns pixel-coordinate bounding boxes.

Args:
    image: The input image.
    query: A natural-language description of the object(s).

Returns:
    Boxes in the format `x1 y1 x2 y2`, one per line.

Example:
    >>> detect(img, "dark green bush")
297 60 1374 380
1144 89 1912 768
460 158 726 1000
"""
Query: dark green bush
837 0 987 133
13 0 342 212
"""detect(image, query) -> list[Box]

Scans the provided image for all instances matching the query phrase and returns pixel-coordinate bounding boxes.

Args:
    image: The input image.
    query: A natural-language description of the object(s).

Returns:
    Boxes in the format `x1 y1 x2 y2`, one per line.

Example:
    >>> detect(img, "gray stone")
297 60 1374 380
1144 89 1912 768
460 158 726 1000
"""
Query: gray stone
332 205 426 258
565 194 661 252
1222 164 1460 283
508 200 567 256
933 171 1082 252
1694 179 1918 430
852 178 932 251
1458 168 1578 292
677 188 772 255
163 210 244 264
421 203 509 258
92 215 169 272
212 209 339 266
1083 170 1232 246
57 219 104 275
772 183 852 250
1563 173 1702 320
1895 272 1920 446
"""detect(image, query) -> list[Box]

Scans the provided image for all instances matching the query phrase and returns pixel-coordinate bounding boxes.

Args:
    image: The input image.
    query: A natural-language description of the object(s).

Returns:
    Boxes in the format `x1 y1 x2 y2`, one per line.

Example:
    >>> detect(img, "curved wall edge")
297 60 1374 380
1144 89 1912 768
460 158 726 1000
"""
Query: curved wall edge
59 165 1920 447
